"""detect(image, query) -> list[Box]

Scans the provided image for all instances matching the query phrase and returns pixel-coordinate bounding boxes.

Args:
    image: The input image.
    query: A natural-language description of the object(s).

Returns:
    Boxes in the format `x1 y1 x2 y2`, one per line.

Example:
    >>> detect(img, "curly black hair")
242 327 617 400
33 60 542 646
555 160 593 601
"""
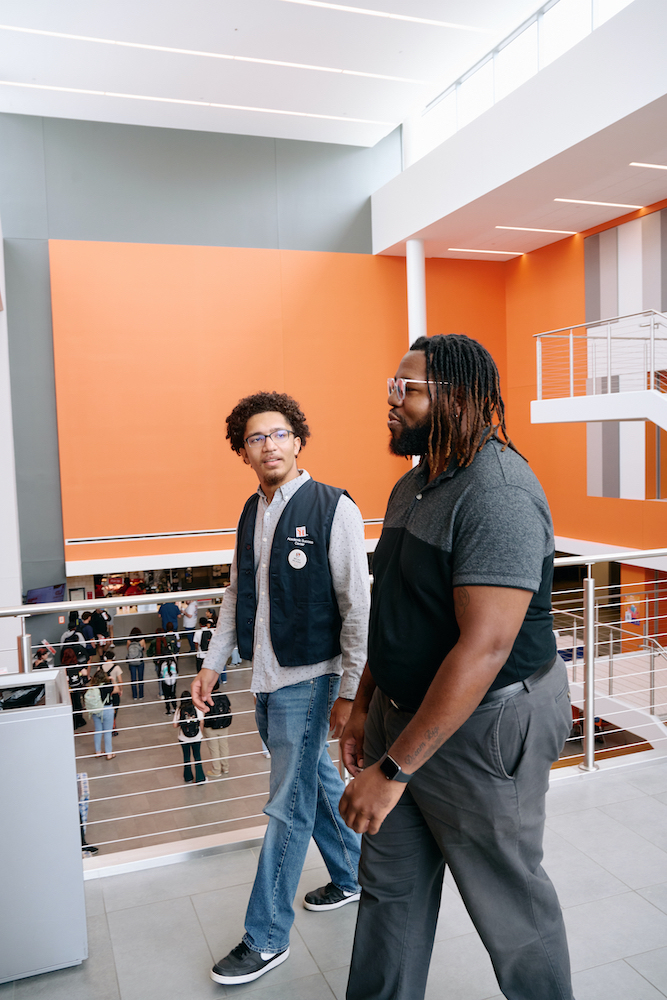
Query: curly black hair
226 391 311 454
410 334 521 474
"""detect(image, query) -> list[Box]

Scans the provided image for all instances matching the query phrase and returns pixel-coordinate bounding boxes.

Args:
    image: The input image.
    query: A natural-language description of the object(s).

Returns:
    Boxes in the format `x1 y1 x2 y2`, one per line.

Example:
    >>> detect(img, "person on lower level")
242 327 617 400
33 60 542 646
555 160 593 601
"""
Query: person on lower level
192 390 369 987
339 334 575 1000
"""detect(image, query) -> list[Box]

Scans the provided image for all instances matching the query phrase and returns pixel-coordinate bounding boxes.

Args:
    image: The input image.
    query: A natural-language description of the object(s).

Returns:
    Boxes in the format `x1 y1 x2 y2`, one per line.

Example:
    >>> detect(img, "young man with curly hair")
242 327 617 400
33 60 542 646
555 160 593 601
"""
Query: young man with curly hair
192 391 369 986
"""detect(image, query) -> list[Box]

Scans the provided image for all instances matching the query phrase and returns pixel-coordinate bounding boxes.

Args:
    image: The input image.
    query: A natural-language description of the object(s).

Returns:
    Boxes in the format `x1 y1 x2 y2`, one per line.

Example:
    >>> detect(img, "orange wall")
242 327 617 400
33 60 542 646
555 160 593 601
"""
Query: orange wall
49 241 409 564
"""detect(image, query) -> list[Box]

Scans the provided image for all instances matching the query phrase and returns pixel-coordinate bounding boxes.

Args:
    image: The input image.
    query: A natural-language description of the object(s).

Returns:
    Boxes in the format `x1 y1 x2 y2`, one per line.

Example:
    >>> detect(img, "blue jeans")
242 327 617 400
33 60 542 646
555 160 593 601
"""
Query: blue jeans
129 661 144 699
244 674 361 954
93 706 114 754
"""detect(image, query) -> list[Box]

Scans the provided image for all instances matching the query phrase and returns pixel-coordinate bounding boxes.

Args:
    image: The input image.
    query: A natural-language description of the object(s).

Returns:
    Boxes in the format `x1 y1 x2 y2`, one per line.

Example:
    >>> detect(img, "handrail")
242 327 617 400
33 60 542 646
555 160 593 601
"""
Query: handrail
554 547 667 567
532 309 667 339
0 586 231 620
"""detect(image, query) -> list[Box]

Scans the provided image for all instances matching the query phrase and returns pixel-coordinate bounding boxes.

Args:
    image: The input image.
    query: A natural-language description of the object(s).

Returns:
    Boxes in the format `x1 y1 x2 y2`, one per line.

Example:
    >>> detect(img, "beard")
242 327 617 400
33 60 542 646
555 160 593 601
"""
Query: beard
389 415 431 457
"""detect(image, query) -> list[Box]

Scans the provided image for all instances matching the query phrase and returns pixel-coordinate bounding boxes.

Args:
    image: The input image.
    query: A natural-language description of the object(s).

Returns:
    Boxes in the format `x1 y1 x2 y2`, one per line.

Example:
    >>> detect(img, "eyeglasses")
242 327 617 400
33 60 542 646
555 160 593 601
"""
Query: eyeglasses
387 377 449 402
244 429 295 448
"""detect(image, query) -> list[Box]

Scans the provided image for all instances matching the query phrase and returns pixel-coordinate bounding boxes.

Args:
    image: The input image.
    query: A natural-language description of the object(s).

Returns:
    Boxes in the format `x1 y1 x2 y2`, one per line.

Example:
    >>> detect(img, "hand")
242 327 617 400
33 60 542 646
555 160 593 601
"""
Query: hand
329 697 353 739
339 709 367 777
339 762 407 835
191 667 218 713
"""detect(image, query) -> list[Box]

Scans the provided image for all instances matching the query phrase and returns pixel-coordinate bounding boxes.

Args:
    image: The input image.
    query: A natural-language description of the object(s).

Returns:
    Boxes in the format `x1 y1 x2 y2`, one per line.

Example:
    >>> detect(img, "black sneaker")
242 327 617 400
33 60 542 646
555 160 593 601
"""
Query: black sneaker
210 941 290 984
303 882 361 911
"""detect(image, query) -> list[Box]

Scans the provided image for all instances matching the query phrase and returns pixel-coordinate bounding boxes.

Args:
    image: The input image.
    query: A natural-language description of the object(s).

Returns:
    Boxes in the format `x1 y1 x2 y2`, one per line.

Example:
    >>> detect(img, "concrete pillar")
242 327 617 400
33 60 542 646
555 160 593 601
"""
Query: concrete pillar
406 239 427 346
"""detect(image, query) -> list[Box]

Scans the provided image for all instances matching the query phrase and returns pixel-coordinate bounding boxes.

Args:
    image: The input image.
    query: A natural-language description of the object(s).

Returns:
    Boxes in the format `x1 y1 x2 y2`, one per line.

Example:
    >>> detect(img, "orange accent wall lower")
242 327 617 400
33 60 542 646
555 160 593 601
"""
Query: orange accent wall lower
49 241 409 563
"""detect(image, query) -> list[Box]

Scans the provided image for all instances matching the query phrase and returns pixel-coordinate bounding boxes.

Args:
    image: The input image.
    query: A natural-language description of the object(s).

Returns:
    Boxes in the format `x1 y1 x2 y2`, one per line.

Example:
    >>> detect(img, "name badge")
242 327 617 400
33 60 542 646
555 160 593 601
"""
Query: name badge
288 549 308 570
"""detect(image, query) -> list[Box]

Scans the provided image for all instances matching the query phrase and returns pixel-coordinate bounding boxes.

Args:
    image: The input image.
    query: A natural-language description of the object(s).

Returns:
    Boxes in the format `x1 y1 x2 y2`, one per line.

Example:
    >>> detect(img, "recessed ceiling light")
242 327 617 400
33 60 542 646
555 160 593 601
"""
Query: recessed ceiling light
448 248 524 255
0 23 426 84
496 226 577 234
554 198 643 209
277 0 490 31
0 79 395 125
630 161 667 170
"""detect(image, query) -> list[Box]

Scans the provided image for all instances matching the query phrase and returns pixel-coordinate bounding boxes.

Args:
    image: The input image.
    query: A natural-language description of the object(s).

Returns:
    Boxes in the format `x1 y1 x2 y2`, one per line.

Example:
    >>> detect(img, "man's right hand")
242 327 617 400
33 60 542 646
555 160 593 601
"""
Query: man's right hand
340 708 368 777
191 667 219 713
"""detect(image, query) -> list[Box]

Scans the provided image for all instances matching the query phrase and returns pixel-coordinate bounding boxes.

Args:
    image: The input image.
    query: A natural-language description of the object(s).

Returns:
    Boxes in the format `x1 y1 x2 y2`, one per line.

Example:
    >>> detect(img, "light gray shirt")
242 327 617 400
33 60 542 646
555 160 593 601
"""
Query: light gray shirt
204 469 370 698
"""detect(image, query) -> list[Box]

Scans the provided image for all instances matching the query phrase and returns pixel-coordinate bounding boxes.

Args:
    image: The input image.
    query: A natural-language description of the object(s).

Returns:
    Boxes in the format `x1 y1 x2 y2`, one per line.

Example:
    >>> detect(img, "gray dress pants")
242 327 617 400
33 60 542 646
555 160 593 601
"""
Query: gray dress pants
346 658 575 1000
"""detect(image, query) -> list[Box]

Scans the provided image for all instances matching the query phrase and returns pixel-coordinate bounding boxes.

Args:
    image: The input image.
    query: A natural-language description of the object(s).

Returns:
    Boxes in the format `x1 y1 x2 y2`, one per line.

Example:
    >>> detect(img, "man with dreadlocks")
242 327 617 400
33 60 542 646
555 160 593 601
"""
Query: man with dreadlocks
339 335 574 1000
192 391 368 987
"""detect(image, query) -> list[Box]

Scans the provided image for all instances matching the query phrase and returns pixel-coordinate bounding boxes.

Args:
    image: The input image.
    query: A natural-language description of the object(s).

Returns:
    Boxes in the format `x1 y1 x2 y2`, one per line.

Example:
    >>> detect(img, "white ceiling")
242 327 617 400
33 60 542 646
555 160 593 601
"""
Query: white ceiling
0 0 545 145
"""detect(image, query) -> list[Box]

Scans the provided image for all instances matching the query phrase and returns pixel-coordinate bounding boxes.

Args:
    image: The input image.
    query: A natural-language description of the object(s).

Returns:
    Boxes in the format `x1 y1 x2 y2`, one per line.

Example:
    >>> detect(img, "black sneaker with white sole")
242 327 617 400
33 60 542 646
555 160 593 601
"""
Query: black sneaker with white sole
303 882 361 911
210 941 290 984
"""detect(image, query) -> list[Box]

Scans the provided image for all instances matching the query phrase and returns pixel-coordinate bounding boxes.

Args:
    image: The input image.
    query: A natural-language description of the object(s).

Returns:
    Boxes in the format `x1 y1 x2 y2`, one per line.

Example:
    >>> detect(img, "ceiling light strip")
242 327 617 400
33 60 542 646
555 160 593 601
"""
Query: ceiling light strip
276 0 490 31
496 226 577 234
0 24 425 84
448 248 524 255
554 198 643 209
630 161 667 171
0 79 395 125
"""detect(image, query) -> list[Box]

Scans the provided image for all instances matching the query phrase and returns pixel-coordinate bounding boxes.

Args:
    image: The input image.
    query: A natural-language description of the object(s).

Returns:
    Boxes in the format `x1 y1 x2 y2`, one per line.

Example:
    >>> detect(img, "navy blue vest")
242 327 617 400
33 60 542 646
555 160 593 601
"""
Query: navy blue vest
235 478 348 667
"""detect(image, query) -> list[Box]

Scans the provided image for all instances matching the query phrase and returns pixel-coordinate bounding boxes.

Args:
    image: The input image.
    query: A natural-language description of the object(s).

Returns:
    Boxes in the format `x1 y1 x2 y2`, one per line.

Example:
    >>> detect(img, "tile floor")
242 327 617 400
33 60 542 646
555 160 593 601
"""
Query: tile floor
5 757 667 999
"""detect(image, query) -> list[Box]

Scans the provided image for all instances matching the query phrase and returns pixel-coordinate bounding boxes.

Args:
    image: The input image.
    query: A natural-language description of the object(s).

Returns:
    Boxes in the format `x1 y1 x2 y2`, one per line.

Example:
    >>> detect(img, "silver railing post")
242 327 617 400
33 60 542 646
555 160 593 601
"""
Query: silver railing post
606 322 612 392
650 312 655 390
17 615 32 673
536 336 542 400
608 625 614 696
580 574 599 772
569 328 574 396
572 619 577 683
650 642 656 714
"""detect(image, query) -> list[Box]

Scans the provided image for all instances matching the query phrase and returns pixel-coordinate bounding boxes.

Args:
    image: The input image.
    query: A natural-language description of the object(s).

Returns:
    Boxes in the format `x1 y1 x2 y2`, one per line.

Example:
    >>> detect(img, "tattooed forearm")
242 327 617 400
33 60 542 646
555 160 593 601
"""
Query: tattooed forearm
404 742 426 765
454 587 470 618
425 726 439 742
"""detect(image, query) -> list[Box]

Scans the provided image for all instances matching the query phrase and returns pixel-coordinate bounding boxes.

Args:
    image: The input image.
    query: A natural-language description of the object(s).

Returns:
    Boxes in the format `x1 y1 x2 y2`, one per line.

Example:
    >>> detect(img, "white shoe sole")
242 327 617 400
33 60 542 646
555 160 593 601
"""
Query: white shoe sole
210 947 289 984
303 891 361 912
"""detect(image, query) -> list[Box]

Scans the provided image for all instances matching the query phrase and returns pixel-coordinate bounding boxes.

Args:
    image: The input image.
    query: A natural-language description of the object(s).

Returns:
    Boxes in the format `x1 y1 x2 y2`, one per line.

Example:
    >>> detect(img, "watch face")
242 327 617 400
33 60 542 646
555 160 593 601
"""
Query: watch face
380 753 400 780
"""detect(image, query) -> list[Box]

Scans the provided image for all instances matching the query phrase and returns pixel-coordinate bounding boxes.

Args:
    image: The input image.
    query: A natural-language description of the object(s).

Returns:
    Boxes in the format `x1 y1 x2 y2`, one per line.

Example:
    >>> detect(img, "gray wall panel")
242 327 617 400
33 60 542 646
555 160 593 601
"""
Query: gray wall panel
0 115 48 240
584 234 600 323
276 127 401 252
4 238 65 592
43 119 280 248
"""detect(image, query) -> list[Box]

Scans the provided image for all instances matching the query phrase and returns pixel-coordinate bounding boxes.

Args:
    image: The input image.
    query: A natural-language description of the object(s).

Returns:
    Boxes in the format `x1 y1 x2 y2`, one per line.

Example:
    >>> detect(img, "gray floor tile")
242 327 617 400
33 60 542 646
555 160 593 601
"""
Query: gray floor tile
624 762 667 796
101 847 258 912
292 867 358 972
0 985 14 998
571 959 667 999
542 826 628 908
425 931 499 1000
547 807 667 889
106 896 217 1000
84 878 106 917
564 892 667 972
236 972 336 999
638 882 667 916
434 880 475 941
322 965 349 1000
13 914 119 1000
600 796 667 853
626 947 667 995
546 773 647 815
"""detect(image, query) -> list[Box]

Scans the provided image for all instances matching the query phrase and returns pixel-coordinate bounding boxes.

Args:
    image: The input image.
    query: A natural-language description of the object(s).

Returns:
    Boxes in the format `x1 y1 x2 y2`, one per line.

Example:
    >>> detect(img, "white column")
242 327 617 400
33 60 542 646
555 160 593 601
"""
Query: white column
0 215 24 673
406 238 427 346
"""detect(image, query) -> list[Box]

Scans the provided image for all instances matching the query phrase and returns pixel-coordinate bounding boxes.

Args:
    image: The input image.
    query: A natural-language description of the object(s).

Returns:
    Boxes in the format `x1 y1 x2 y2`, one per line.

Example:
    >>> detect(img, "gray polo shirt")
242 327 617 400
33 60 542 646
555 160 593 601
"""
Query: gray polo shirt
369 438 557 711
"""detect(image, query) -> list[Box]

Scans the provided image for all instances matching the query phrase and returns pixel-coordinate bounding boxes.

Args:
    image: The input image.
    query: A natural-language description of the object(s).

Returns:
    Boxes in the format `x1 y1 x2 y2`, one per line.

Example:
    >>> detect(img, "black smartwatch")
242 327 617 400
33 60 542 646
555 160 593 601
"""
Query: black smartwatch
378 751 412 783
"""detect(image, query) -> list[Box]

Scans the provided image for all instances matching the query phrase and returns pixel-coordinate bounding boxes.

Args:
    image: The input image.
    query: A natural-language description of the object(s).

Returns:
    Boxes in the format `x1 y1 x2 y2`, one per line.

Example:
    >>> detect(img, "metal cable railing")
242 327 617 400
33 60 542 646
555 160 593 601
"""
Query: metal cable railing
2 556 667 852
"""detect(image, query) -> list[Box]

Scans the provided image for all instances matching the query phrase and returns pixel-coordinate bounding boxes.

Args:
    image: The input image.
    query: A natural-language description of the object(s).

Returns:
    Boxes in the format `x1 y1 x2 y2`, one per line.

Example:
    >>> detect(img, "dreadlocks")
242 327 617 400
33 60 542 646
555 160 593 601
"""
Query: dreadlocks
410 334 521 476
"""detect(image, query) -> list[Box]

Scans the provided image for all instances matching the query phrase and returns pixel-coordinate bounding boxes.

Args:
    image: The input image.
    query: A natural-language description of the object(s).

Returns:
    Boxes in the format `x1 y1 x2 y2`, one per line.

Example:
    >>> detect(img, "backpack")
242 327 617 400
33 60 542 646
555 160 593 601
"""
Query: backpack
179 706 200 739
200 629 212 652
205 693 232 730
165 634 178 655
160 658 178 684
146 637 157 657
64 630 85 660
84 685 104 717
128 640 143 664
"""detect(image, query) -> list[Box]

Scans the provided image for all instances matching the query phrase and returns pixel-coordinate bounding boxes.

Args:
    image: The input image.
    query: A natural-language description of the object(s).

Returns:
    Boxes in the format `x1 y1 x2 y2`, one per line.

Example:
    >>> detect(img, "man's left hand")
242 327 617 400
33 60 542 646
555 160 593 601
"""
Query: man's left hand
329 696 353 739
339 763 407 835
